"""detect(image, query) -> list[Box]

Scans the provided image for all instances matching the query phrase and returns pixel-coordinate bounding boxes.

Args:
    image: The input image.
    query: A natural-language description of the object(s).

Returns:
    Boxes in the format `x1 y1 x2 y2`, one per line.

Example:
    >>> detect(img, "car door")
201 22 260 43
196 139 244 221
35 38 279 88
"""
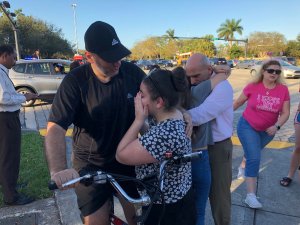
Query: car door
25 62 58 95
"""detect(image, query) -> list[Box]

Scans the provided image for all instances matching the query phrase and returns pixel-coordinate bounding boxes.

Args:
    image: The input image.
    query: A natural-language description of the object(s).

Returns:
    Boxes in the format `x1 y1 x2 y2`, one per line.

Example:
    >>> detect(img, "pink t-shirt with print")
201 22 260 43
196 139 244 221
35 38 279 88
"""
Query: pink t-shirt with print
242 82 290 131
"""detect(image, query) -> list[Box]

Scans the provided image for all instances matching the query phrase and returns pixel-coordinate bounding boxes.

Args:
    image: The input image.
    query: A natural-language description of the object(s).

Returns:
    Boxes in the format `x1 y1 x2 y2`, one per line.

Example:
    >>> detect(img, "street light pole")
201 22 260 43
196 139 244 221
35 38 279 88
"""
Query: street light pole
0 1 20 60
71 3 79 54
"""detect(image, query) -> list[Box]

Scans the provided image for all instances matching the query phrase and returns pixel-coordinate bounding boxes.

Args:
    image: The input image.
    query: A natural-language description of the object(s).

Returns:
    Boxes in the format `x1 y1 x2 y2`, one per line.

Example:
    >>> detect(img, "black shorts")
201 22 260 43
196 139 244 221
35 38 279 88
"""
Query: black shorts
73 158 139 217
143 188 196 225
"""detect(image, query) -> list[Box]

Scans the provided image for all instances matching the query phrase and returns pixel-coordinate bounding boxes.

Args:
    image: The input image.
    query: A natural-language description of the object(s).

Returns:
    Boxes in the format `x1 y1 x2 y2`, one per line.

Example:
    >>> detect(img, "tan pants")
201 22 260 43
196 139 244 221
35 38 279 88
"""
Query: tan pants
208 138 232 225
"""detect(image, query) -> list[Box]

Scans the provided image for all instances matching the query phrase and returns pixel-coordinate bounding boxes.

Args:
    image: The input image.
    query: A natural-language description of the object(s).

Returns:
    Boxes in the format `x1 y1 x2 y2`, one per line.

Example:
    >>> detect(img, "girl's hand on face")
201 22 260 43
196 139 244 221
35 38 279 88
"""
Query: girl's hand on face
134 92 148 122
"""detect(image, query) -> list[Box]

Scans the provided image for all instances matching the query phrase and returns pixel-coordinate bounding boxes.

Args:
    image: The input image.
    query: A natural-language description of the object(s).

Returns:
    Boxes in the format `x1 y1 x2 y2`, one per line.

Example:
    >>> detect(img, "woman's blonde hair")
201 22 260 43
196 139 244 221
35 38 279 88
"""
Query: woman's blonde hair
251 60 285 84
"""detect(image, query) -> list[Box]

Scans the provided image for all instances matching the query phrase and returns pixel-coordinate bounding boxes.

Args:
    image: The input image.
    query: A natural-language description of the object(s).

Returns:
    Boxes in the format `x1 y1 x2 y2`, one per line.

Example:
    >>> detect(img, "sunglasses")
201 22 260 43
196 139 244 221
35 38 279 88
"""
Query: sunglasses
265 69 281 75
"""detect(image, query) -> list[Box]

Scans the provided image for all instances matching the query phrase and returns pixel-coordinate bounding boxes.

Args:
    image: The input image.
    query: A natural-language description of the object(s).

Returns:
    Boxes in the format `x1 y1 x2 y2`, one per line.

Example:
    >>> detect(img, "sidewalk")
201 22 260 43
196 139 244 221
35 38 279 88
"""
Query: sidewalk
0 101 299 225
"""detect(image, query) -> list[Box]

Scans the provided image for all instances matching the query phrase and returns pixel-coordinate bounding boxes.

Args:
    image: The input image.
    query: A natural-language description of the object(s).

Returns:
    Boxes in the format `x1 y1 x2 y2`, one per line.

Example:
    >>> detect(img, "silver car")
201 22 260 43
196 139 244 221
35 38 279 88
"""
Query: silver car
236 59 257 69
250 60 300 78
9 59 71 106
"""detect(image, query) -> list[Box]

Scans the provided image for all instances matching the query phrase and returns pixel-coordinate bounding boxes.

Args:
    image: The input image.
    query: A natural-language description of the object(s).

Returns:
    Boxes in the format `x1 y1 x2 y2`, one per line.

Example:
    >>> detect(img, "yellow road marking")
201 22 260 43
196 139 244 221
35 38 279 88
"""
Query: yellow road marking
39 128 73 137
39 128 294 149
231 136 294 149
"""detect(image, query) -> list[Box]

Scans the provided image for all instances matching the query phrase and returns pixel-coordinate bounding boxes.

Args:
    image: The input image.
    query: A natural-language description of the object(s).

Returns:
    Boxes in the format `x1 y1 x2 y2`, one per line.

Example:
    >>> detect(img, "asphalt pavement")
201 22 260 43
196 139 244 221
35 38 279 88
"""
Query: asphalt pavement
0 69 300 225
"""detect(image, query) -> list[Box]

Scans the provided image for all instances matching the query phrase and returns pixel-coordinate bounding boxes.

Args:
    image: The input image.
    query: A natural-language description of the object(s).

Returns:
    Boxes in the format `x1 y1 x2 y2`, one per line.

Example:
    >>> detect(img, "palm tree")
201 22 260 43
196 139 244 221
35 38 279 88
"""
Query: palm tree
217 19 243 47
164 29 175 40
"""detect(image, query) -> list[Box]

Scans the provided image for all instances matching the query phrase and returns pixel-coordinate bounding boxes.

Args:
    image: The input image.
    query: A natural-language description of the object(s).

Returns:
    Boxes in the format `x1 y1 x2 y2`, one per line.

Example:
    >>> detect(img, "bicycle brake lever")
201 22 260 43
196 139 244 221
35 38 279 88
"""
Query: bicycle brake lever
62 174 92 187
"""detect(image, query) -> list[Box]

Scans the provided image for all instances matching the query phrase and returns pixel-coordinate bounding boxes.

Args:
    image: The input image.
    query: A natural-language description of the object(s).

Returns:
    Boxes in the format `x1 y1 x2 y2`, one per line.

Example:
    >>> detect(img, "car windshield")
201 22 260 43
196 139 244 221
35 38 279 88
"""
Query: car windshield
280 60 293 66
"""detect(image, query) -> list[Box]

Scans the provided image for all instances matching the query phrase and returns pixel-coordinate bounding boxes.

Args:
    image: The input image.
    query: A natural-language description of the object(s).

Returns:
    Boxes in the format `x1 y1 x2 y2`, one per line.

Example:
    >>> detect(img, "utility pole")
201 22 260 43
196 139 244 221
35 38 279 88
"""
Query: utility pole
0 1 20 60
71 3 79 54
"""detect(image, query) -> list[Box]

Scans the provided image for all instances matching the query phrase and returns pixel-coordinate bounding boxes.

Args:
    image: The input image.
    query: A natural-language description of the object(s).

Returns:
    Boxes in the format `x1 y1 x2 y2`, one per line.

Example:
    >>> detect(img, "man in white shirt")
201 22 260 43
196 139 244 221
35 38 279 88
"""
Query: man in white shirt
0 44 38 206
186 53 233 225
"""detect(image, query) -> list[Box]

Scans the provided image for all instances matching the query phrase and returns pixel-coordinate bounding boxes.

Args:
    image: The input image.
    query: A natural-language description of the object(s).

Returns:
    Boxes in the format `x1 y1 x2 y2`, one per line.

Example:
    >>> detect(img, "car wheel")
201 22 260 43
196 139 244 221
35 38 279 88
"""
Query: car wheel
250 70 257 76
17 87 36 107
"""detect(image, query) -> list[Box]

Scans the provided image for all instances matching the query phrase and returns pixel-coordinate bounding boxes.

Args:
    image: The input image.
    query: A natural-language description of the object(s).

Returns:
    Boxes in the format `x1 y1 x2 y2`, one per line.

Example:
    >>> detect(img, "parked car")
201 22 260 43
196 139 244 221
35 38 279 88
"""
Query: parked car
157 59 174 68
236 59 257 69
209 57 227 66
136 59 160 70
250 60 300 78
9 59 71 107
232 59 240 67
227 60 234 68
278 56 297 66
286 57 297 66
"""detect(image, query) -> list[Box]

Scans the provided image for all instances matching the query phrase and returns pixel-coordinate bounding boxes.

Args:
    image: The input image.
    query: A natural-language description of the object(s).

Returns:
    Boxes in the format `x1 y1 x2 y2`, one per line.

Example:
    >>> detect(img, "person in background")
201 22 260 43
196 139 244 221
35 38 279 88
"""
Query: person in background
53 63 65 74
234 60 290 208
0 44 38 206
186 53 233 225
280 101 300 187
116 69 195 225
32 49 40 59
44 21 146 225
70 60 81 71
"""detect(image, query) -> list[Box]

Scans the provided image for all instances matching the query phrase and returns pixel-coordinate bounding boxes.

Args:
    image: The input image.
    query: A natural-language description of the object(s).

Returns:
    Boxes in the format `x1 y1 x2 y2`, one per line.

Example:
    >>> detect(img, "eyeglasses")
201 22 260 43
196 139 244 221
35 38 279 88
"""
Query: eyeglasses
265 69 281 75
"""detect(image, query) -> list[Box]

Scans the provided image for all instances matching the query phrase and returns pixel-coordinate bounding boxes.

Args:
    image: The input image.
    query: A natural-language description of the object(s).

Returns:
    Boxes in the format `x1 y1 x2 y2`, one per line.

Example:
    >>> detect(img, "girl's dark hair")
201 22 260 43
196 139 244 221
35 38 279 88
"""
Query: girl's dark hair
171 66 191 109
0 44 14 57
143 68 190 110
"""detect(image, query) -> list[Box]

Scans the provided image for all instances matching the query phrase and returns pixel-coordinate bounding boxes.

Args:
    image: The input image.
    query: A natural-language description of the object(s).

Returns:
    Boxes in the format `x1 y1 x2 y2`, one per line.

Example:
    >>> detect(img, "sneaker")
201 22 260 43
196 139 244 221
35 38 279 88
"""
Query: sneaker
244 193 262 209
237 167 245 179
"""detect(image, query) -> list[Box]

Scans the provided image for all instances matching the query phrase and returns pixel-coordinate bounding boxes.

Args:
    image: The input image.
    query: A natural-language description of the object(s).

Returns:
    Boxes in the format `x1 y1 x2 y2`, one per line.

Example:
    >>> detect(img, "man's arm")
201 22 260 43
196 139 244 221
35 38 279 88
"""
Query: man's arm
45 122 67 175
45 122 79 189
189 82 232 126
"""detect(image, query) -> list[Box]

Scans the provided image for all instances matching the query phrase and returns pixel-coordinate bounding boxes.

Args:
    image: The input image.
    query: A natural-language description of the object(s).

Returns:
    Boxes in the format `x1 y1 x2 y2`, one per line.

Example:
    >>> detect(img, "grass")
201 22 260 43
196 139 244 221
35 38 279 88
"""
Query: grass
0 131 52 207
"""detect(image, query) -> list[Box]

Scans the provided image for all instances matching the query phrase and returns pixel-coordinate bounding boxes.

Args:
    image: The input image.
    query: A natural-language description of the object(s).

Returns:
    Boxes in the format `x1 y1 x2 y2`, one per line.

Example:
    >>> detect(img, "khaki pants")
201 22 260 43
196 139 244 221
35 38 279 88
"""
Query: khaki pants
0 111 21 202
208 138 232 225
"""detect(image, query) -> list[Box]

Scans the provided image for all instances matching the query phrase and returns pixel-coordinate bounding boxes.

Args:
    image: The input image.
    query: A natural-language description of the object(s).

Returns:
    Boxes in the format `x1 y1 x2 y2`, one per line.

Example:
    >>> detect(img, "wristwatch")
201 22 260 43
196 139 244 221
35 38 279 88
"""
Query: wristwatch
275 124 281 130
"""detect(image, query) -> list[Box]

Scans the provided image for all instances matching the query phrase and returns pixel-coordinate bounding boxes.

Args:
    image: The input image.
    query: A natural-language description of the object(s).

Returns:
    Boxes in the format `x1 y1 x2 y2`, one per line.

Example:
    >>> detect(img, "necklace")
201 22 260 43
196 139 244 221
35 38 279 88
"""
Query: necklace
265 83 276 95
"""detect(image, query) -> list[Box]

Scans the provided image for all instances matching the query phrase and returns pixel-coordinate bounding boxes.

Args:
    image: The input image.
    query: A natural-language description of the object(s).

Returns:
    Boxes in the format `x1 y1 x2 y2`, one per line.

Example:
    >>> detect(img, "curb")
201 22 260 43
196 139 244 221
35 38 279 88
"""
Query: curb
54 189 83 225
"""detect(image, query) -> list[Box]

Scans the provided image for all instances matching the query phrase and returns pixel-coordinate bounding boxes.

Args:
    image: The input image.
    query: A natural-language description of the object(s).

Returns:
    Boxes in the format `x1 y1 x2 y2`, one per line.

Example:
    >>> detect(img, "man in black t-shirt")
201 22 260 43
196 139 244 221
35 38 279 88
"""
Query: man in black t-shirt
45 21 145 225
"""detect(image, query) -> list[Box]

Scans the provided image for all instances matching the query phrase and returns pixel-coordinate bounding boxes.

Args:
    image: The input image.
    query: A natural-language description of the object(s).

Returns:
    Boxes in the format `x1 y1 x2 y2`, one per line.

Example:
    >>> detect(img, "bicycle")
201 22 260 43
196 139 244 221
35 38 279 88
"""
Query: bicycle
49 151 202 225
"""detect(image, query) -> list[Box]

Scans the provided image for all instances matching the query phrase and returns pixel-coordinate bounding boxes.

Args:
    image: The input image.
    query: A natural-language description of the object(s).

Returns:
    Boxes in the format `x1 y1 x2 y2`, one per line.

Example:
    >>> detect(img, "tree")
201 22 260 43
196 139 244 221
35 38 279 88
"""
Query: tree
217 19 243 47
0 9 73 59
163 29 175 40
285 35 300 58
228 44 244 59
247 32 286 58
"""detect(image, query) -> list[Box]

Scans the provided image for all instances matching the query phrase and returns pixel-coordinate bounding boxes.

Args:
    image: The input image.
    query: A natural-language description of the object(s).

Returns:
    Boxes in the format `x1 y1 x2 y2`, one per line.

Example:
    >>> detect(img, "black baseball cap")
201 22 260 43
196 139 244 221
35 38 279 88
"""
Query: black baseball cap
84 21 131 63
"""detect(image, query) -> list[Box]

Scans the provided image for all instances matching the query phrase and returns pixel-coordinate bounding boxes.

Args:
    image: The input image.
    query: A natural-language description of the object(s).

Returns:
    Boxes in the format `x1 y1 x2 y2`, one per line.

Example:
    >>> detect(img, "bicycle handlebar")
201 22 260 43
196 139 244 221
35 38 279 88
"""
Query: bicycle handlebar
48 152 202 205
48 171 151 206
158 151 202 190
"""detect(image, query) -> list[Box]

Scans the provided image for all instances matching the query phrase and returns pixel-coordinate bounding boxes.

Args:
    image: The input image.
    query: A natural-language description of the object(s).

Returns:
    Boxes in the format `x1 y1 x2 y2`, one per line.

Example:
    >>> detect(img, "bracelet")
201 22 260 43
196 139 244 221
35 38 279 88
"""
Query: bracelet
275 124 281 130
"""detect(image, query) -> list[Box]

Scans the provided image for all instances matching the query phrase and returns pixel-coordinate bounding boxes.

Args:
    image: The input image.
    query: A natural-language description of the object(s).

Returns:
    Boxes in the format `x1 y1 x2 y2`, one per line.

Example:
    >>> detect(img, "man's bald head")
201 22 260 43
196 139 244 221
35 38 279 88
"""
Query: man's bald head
185 53 213 85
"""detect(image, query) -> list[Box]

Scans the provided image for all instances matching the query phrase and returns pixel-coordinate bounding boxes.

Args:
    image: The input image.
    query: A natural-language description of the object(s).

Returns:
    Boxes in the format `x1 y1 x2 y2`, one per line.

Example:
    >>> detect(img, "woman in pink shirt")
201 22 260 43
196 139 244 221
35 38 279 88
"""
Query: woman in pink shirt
234 60 290 209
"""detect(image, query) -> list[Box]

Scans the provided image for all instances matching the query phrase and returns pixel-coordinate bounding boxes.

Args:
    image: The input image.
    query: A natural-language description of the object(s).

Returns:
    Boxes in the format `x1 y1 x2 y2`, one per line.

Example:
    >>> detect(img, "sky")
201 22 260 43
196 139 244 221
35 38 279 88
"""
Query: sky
7 0 300 51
